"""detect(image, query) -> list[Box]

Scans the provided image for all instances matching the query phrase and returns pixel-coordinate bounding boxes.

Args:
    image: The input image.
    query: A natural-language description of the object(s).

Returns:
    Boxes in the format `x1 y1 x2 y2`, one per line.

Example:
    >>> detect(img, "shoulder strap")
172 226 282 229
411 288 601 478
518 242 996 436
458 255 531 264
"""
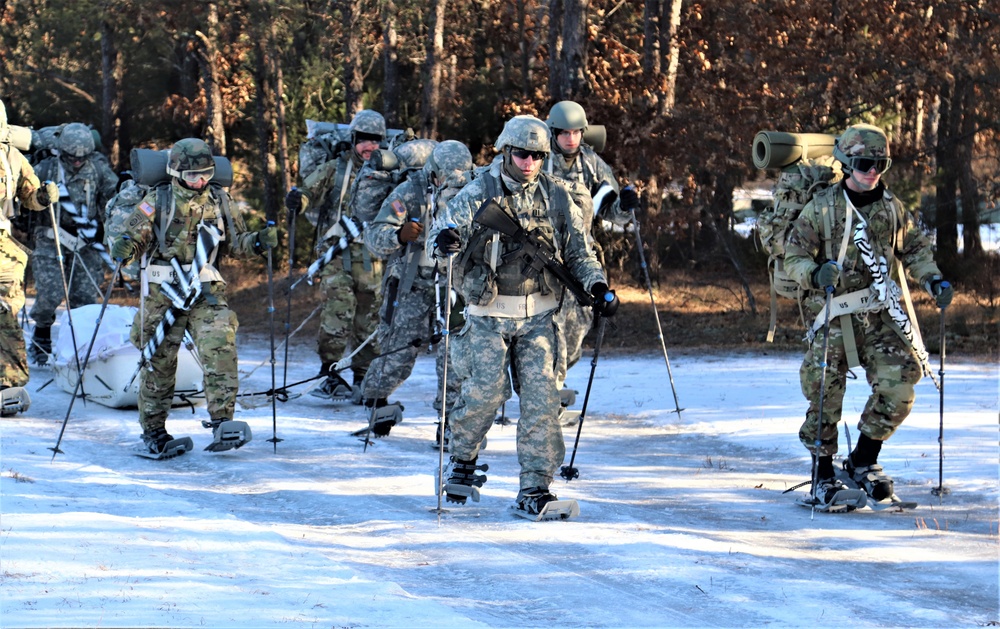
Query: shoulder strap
211 184 238 254
154 184 172 257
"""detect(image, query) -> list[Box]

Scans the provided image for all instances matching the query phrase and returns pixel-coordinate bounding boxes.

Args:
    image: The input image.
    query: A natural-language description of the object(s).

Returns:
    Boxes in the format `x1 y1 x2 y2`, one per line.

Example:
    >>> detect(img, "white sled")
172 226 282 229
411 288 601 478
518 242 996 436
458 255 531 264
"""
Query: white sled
51 304 205 409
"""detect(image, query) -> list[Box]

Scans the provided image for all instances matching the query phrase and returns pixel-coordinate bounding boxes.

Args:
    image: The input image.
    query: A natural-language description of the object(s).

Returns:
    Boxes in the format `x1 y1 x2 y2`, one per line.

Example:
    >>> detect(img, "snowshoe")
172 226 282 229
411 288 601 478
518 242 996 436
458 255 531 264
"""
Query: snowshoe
136 428 193 460
559 388 577 408
350 400 403 438
0 386 31 417
440 456 488 504
310 371 354 400
843 459 895 502
795 477 867 513
559 407 582 427
202 419 252 452
511 487 580 521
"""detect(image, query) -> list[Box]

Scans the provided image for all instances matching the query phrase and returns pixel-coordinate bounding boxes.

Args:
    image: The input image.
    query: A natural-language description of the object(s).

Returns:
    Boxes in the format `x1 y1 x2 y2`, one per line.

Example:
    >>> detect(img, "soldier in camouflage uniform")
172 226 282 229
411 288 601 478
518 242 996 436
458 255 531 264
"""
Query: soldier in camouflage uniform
29 123 118 365
783 124 953 507
108 138 277 455
0 98 60 415
359 140 473 437
286 110 386 401
427 116 617 516
544 101 640 406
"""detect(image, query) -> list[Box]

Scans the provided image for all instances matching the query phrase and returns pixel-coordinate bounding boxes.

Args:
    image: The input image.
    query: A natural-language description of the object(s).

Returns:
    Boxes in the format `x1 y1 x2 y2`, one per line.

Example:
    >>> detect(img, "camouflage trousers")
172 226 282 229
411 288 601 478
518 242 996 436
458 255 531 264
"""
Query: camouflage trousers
131 289 240 434
29 235 104 328
554 298 594 388
448 311 563 491
798 311 922 456
361 272 460 407
317 245 382 378
0 232 30 387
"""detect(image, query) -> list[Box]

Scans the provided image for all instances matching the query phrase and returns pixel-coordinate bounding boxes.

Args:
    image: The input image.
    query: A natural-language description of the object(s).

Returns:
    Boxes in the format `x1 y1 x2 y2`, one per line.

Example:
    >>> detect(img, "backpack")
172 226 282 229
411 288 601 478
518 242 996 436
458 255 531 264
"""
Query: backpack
756 154 842 341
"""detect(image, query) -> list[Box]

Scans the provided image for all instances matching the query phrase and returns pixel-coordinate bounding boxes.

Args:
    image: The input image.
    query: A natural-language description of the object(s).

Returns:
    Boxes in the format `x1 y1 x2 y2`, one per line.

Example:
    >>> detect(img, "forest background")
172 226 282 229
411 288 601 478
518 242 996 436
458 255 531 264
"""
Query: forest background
1 0 997 356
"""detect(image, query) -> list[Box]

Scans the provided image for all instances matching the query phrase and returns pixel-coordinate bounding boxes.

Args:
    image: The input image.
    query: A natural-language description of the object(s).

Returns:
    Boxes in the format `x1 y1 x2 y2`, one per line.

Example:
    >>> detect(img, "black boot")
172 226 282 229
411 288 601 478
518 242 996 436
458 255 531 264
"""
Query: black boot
29 325 51 366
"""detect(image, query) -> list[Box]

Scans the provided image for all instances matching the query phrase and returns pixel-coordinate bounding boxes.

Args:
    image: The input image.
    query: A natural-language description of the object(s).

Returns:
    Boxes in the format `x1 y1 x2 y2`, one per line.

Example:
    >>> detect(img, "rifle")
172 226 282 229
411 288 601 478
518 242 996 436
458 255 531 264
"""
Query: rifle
472 200 593 307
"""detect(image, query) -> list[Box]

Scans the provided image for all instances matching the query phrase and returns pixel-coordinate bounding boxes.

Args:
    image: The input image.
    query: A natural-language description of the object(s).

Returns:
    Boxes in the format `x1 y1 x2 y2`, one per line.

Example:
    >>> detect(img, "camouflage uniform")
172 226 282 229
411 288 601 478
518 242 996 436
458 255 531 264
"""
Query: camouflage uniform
0 99 52 399
360 141 471 412
427 117 606 493
107 140 266 438
30 124 117 362
783 126 942 458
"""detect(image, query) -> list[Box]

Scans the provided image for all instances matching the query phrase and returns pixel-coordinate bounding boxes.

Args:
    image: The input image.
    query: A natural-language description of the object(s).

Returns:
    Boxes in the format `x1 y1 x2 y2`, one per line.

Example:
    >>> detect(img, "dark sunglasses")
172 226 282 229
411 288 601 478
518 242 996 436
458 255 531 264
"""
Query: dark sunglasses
848 156 892 175
510 148 547 161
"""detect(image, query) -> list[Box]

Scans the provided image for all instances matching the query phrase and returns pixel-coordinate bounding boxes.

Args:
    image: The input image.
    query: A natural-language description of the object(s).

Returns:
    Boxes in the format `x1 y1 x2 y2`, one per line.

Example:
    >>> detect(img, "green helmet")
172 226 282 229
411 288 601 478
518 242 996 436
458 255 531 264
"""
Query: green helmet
495 115 550 153
166 138 214 178
349 109 386 141
546 101 588 131
58 122 96 158
833 124 892 173
426 140 472 182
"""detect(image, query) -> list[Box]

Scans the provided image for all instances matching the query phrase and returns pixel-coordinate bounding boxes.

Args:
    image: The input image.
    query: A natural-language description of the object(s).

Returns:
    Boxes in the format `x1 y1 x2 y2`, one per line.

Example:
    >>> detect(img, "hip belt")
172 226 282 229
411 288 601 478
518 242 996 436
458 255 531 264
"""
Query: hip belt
466 292 559 319
146 262 224 285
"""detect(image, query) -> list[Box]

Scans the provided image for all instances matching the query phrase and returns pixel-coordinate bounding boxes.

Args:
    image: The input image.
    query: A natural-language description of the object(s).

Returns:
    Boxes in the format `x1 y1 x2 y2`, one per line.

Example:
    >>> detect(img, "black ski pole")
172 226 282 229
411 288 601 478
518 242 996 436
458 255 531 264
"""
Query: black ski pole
264 220 282 452
629 204 683 417
281 192 298 392
560 312 609 482
432 251 455 515
50 262 123 460
932 304 950 499
47 201 87 400
808 285 835 519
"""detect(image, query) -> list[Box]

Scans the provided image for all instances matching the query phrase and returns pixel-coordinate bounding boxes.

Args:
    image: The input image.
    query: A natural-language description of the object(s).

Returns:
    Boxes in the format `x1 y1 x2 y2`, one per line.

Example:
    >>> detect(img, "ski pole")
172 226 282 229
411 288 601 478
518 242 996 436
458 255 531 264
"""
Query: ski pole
432 232 456 515
264 220 282 452
808 285 835 519
560 311 610 482
281 191 299 391
629 205 683 417
47 200 87 400
932 304 950 499
50 261 123 460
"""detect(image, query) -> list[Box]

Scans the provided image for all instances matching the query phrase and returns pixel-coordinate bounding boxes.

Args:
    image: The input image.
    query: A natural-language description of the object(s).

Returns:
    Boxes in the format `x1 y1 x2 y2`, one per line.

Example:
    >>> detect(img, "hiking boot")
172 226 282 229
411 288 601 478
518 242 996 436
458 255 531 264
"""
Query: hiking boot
844 459 894 502
310 371 353 400
29 326 51 366
515 486 559 516
142 427 174 454
442 456 488 504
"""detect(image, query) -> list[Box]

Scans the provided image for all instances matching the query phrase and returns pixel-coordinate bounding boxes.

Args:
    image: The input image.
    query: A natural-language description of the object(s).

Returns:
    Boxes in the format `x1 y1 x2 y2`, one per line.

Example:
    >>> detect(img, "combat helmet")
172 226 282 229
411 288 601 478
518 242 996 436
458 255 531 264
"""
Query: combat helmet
58 123 96 158
166 138 215 186
833 123 892 174
546 101 588 132
425 140 472 182
349 110 386 143
495 115 550 153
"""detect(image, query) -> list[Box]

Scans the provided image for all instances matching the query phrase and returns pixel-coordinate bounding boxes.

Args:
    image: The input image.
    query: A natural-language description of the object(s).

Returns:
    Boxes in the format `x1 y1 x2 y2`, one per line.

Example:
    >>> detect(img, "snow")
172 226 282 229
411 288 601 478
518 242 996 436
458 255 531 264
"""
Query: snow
2 328 997 628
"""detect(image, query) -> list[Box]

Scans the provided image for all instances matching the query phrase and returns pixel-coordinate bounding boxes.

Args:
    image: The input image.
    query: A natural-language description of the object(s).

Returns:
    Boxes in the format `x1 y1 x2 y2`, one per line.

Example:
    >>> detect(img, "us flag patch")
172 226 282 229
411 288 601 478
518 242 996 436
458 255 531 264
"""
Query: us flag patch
138 201 155 217
391 200 406 217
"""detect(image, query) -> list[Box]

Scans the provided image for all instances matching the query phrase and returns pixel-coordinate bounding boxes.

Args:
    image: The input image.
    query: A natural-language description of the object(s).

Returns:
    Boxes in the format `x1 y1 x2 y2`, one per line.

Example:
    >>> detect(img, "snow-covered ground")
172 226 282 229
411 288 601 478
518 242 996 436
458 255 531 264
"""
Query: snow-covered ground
1 331 997 628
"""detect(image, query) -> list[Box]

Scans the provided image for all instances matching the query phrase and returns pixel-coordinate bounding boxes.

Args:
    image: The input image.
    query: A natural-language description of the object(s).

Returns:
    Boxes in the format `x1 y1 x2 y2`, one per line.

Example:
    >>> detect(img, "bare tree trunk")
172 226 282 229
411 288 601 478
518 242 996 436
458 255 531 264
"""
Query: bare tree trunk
253 35 279 227
100 10 123 169
518 0 531 98
957 76 982 257
935 78 959 266
561 0 589 99
195 2 226 155
381 0 400 127
342 0 364 116
661 0 683 114
421 0 446 138
548 0 564 100
269 16 290 194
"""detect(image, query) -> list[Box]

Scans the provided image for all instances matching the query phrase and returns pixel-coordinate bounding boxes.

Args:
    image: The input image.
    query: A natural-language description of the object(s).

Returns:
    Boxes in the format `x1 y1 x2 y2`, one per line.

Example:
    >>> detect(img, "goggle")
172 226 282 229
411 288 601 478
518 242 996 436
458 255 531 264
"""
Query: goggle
510 148 547 161
848 156 892 175
179 166 215 184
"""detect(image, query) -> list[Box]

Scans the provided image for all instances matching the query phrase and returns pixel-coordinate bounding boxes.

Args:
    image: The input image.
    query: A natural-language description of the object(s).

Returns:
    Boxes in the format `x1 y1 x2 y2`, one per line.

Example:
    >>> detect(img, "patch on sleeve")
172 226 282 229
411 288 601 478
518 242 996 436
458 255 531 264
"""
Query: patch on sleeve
391 199 406 217
138 201 155 217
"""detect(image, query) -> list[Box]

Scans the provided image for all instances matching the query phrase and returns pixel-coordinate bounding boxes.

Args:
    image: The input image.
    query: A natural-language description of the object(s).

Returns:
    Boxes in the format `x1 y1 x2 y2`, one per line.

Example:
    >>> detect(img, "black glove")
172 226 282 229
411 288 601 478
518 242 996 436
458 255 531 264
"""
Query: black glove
927 277 954 309
620 186 640 214
284 188 304 215
811 261 840 290
434 227 461 255
36 181 59 207
591 282 619 317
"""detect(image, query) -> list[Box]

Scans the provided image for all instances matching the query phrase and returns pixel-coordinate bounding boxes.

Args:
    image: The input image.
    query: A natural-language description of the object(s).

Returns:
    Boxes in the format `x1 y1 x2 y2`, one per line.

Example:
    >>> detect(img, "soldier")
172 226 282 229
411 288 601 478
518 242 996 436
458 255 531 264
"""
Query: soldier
29 122 118 365
544 101 639 413
285 110 385 401
0 98 59 416
359 140 473 437
426 116 618 516
107 138 277 456
783 124 953 508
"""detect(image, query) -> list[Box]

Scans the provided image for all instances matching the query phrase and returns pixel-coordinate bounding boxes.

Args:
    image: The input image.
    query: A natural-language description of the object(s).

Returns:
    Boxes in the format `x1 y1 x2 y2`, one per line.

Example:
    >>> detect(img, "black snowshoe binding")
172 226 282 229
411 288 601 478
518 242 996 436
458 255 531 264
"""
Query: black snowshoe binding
0 386 31 417
801 476 867 513
351 398 403 438
441 456 488 504
435 419 451 451
310 364 354 401
28 326 51 367
511 487 581 521
844 459 894 502
202 418 252 452
138 428 193 460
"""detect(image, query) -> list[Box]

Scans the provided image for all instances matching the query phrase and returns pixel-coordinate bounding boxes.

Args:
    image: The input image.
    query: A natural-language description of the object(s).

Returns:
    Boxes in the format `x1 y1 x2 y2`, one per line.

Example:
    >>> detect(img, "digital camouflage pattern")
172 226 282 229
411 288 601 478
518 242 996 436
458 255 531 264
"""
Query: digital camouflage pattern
783 168 942 455
494 115 550 153
57 123 96 157
426 157 605 492
348 109 386 139
106 172 263 436
102 179 148 279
